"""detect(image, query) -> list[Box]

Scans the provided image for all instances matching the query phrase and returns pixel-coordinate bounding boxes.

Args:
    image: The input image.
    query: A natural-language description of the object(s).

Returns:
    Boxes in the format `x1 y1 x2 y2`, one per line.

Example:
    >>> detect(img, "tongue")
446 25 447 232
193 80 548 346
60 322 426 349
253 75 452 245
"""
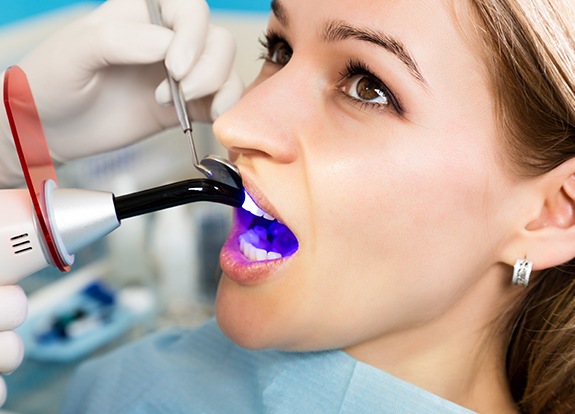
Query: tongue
268 221 298 255
242 220 298 257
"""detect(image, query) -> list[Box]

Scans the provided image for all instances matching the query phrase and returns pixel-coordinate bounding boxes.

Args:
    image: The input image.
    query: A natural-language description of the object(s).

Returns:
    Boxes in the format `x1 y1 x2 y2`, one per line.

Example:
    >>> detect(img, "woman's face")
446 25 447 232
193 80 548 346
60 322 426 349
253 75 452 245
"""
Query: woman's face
213 0 518 354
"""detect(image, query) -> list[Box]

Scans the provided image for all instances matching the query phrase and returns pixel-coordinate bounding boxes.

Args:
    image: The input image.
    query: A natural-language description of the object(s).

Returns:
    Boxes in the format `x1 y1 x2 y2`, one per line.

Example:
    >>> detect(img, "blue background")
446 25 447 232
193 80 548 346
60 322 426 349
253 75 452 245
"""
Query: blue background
0 1 270 26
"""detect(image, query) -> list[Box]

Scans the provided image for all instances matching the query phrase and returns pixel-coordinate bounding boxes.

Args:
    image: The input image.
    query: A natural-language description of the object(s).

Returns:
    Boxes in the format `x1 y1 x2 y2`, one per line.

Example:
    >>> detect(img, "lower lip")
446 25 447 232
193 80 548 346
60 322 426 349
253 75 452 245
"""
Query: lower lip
219 212 291 286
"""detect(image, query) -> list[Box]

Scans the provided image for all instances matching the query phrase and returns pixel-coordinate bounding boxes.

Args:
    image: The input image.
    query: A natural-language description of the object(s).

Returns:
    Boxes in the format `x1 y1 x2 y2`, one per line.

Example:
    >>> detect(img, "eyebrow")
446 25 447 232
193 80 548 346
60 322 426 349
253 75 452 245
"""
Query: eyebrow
270 0 288 26
322 21 427 86
270 0 427 87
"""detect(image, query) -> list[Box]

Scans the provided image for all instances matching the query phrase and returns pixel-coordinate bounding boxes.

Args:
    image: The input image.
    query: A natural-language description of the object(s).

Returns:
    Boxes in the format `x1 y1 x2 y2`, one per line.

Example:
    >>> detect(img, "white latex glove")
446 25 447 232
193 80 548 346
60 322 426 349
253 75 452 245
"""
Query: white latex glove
0 0 243 186
0 285 27 407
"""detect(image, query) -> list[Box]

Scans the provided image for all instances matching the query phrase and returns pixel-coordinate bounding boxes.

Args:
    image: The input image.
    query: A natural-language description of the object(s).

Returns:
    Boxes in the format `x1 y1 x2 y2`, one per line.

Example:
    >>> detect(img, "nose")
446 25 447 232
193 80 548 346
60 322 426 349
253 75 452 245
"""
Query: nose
213 65 304 165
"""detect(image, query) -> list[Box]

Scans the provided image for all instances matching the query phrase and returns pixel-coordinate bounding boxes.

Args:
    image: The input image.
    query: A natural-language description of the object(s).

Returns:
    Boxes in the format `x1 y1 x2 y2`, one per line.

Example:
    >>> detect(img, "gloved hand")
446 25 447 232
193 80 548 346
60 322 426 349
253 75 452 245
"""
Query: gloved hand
0 285 27 407
0 0 243 187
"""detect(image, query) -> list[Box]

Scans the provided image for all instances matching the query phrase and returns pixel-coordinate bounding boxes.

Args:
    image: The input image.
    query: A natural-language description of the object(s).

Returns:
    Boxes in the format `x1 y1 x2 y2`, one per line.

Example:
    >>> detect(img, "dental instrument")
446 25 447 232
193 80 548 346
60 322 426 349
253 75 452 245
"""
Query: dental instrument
2 65 244 281
146 0 242 190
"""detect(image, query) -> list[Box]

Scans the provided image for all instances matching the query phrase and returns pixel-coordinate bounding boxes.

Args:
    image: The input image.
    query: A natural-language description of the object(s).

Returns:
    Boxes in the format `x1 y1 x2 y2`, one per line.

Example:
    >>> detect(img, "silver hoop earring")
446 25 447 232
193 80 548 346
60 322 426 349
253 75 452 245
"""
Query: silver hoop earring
512 258 533 287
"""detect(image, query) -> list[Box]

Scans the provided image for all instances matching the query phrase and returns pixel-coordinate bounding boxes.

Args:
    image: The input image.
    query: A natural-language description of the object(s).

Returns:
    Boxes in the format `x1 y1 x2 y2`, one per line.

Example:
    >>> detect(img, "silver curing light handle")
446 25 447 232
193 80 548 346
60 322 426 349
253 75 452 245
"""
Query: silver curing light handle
1 178 245 283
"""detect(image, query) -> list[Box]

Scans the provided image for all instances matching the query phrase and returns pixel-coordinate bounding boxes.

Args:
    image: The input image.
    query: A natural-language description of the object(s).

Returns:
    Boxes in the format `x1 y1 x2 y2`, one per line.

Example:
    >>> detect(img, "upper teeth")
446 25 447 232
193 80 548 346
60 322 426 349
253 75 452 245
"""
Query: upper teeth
242 191 275 220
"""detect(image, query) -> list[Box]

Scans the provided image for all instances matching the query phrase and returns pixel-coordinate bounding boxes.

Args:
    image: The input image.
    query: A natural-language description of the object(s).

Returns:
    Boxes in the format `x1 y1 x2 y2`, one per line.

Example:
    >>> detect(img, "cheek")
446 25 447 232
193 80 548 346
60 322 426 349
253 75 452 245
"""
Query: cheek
314 144 480 246
309 133 499 311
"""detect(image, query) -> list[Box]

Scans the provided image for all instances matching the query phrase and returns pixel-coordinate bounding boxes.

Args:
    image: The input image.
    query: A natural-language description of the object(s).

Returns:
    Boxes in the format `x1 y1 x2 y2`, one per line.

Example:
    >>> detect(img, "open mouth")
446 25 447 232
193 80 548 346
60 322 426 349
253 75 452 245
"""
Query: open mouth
237 191 299 262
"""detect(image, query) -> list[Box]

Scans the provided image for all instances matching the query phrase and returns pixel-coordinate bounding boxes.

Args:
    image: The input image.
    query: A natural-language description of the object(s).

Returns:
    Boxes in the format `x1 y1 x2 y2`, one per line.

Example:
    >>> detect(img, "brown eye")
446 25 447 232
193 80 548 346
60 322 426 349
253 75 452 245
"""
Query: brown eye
338 59 401 114
347 74 389 105
259 32 293 67
269 42 292 66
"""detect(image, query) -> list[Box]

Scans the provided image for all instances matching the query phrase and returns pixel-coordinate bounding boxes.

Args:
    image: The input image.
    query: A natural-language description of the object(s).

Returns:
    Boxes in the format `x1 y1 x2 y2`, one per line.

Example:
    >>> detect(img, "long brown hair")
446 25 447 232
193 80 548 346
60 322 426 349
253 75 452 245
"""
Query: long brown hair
465 0 575 412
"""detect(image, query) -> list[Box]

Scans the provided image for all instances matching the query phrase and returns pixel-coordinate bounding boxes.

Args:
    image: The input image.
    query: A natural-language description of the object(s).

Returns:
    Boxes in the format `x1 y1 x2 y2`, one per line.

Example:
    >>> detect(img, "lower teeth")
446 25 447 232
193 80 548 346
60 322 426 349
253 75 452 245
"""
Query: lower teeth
239 238 283 262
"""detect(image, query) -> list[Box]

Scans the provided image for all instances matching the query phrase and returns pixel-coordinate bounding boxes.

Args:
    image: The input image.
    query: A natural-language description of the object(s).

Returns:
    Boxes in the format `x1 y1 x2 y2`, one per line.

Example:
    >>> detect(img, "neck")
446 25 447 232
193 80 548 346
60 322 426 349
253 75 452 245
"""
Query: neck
344 265 519 413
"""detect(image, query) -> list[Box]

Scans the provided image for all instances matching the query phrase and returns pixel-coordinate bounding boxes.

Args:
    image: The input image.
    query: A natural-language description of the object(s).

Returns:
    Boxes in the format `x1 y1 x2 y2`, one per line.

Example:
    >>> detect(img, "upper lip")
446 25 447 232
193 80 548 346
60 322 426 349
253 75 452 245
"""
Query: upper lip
241 174 286 226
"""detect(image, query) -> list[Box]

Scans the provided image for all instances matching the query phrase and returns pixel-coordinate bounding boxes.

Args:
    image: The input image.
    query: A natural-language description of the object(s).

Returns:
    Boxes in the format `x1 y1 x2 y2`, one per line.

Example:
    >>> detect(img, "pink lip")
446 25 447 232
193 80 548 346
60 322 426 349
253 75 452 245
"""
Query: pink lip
219 178 295 286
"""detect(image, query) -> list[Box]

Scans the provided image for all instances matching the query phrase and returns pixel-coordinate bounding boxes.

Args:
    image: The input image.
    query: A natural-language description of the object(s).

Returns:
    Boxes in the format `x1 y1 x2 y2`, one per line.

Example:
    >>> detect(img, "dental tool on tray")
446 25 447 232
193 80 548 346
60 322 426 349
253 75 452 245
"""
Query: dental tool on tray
146 0 243 190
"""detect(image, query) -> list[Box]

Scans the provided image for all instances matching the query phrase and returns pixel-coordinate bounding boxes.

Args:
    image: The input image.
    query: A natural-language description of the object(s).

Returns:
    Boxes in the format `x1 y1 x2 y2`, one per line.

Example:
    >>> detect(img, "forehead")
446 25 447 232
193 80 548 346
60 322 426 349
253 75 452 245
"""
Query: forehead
270 0 487 90
270 0 468 32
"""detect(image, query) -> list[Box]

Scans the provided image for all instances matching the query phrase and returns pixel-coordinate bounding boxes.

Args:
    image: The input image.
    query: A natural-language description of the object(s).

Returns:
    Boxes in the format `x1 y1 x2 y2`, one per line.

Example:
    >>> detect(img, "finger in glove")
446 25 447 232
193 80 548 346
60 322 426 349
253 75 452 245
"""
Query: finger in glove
0 286 27 331
0 331 24 374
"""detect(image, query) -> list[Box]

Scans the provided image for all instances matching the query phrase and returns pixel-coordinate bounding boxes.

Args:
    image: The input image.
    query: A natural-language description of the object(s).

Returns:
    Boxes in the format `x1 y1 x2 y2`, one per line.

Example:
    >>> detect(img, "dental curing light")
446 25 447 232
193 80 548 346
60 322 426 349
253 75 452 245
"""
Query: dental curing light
1 65 243 283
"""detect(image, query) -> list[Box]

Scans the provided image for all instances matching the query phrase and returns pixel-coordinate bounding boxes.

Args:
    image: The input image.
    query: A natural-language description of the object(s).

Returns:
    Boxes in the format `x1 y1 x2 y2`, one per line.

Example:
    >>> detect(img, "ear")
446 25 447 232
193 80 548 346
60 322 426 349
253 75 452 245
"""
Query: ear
504 159 575 271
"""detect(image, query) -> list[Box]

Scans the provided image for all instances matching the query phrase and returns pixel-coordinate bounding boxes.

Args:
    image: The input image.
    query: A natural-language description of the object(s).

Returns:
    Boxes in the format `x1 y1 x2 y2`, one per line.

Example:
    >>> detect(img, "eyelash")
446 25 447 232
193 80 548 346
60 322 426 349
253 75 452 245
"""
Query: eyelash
258 31 403 115
258 30 290 64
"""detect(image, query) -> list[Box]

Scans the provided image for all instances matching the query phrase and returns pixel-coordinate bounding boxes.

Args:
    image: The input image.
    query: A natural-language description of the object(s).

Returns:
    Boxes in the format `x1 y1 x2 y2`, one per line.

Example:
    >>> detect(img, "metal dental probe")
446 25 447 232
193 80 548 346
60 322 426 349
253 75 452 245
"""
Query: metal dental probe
146 0 206 174
146 0 243 190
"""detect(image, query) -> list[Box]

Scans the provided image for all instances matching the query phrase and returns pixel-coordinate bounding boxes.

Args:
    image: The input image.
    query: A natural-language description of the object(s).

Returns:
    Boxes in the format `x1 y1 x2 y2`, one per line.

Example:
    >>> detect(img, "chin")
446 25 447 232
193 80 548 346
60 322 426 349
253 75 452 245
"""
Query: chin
214 277 276 350
215 309 279 351
214 275 315 351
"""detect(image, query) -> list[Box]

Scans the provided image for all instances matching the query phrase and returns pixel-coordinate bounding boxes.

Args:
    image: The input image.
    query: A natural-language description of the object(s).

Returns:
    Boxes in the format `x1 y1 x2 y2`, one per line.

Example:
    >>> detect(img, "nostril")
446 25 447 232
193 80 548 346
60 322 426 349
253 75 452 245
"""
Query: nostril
211 93 299 165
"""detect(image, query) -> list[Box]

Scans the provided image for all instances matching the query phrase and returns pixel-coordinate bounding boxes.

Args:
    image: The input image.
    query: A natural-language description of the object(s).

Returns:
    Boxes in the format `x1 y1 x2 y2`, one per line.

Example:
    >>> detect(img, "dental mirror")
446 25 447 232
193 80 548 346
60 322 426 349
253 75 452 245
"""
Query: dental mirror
198 155 242 189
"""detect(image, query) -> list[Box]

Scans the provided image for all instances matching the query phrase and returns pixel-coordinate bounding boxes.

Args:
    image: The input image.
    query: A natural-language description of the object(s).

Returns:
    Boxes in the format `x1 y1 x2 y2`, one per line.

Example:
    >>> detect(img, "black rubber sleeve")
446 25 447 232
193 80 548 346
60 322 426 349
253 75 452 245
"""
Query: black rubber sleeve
113 178 244 221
